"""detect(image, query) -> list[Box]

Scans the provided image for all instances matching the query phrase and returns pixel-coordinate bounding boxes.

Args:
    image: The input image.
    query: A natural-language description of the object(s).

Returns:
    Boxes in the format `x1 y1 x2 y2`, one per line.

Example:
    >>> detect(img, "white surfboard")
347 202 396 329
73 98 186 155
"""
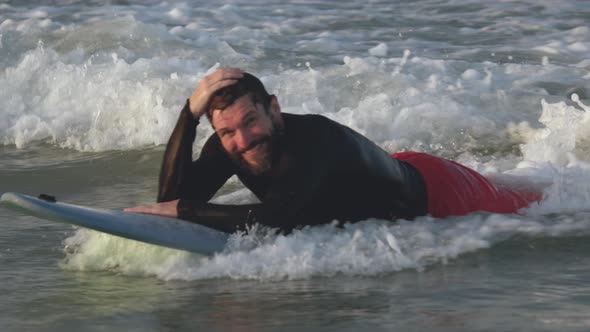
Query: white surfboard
0 192 229 255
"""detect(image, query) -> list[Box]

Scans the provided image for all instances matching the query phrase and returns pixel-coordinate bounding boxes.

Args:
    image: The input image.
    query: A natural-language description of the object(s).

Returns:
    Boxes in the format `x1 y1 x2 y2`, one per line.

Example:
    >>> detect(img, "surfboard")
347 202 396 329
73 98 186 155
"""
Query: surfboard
0 192 229 255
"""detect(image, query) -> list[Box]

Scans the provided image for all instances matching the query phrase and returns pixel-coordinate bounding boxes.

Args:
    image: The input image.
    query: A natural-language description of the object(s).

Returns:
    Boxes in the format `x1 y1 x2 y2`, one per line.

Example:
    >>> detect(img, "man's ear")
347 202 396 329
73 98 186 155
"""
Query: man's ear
269 95 281 116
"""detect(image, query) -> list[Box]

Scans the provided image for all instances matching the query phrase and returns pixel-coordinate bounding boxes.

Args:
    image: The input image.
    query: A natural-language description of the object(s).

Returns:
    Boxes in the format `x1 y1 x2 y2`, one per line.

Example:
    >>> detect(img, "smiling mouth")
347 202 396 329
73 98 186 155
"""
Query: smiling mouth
240 137 270 156
243 141 266 156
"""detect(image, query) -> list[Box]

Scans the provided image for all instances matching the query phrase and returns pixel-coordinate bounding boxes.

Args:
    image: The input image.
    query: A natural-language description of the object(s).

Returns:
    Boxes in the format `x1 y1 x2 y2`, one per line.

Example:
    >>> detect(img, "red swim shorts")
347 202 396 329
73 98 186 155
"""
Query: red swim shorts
392 151 541 218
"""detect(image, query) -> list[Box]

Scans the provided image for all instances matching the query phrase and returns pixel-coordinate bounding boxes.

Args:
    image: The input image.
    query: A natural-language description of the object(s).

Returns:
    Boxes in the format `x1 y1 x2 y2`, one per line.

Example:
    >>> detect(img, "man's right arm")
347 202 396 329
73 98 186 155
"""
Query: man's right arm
157 101 202 202
157 101 237 203
157 68 244 202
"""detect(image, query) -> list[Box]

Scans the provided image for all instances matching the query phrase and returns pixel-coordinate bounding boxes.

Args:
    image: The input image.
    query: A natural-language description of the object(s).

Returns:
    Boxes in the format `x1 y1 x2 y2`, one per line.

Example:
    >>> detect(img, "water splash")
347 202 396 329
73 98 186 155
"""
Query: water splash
61 211 590 281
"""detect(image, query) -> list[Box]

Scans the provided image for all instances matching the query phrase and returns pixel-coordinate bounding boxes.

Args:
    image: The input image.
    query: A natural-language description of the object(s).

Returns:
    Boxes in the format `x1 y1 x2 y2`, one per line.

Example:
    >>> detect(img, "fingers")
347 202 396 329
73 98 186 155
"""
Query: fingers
124 204 163 214
207 78 240 93
124 205 153 214
124 200 179 218
204 68 244 86
204 68 244 88
189 67 245 118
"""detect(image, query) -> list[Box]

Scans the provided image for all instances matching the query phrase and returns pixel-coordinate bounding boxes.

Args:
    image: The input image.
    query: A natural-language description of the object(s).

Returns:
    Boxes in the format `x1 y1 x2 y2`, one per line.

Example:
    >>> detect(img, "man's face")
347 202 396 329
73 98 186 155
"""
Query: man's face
211 95 282 175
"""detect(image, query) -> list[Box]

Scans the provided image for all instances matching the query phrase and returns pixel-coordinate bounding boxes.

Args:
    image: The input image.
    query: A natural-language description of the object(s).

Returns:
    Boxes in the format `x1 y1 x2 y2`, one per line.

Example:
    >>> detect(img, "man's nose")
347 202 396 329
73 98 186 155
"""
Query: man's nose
235 129 253 152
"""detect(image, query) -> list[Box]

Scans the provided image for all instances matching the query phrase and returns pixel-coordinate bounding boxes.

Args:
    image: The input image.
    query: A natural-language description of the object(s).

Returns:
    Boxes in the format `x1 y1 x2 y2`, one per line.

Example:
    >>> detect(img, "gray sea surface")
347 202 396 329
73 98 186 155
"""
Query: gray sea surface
1 0 590 331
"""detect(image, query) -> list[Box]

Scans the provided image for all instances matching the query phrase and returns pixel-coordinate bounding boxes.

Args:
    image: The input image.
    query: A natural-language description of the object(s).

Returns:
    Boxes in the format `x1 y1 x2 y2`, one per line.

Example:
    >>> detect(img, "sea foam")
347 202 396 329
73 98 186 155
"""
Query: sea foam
61 210 590 281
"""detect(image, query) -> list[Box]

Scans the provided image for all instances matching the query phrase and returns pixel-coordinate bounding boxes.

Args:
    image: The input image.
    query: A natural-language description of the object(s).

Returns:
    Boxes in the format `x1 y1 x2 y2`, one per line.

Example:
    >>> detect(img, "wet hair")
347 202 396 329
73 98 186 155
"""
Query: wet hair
207 72 272 121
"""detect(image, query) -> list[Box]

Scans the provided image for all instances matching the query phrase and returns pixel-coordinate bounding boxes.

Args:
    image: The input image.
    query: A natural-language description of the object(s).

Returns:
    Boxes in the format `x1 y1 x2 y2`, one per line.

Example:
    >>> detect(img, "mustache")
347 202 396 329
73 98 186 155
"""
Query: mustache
237 135 271 154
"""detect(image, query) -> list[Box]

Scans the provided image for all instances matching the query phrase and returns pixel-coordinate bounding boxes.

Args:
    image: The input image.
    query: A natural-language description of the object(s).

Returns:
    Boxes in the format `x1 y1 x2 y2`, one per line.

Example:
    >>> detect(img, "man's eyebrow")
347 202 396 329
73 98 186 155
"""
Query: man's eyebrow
244 108 258 116
236 109 259 125
243 109 258 119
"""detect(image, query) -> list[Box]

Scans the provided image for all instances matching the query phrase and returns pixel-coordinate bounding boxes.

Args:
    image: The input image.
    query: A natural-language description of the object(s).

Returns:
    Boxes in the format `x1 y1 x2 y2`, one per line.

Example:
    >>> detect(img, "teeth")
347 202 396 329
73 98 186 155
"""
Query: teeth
245 142 262 154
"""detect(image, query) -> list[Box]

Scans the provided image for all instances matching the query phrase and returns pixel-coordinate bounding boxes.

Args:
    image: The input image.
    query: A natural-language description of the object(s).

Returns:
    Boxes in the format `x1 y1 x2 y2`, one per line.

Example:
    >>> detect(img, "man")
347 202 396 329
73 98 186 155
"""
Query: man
126 68 541 233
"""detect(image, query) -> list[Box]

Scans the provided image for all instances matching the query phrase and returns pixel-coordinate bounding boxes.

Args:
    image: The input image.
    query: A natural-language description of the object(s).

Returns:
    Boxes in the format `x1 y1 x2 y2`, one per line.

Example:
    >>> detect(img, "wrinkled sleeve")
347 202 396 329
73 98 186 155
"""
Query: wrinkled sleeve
157 101 234 203
177 200 262 233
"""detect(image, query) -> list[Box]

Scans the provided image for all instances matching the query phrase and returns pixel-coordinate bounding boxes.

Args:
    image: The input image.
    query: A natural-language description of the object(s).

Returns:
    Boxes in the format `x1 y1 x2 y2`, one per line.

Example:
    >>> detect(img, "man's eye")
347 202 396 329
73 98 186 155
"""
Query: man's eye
245 117 256 126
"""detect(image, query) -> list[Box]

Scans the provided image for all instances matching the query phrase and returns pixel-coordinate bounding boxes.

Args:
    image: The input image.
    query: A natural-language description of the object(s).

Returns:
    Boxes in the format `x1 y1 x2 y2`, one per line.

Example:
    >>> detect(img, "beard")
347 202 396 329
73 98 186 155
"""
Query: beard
227 122 283 176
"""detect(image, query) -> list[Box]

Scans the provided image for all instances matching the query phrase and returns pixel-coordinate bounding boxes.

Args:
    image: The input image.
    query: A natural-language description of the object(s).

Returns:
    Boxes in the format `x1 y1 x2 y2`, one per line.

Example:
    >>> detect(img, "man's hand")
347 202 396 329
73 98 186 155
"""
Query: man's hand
189 68 244 119
124 199 180 218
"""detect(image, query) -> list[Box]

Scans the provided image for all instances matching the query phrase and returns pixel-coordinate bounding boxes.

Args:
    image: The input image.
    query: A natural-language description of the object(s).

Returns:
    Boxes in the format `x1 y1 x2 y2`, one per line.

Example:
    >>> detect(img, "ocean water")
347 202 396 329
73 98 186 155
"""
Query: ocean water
1 0 590 330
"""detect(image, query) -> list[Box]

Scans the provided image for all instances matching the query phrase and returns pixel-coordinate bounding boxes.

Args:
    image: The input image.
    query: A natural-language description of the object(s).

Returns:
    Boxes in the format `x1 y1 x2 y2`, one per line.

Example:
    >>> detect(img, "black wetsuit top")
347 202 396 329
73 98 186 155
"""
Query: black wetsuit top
158 102 428 234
